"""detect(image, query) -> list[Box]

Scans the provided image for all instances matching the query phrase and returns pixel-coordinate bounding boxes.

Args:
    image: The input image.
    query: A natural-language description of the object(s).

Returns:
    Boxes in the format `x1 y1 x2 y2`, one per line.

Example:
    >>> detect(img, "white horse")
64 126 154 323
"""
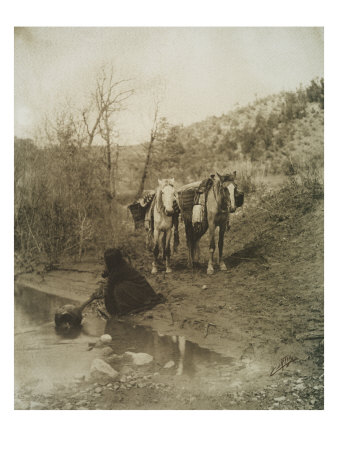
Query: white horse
151 178 178 274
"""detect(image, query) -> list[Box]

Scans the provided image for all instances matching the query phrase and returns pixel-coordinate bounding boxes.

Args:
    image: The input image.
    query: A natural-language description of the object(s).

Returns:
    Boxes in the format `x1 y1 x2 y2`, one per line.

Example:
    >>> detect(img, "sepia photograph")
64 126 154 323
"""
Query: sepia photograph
14 26 324 413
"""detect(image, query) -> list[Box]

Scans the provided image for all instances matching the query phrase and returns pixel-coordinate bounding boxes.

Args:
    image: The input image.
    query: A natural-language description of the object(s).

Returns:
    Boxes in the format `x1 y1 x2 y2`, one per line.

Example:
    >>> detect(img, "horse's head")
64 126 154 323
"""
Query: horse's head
157 178 176 216
216 171 237 213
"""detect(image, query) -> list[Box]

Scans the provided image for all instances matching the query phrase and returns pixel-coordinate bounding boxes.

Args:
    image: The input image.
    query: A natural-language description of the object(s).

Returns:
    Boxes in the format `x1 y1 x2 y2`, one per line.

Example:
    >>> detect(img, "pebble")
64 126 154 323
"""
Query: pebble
76 400 88 406
90 359 119 382
125 351 154 365
63 403 73 410
164 360 175 369
29 401 44 410
95 387 103 394
101 347 114 357
274 396 286 402
202 285 207 290
100 334 113 345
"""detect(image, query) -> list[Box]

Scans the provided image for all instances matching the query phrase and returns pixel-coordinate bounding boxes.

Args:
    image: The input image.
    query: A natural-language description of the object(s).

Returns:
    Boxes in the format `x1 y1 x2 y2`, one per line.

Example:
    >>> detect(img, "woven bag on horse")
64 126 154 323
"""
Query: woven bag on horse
128 180 180 273
128 190 156 230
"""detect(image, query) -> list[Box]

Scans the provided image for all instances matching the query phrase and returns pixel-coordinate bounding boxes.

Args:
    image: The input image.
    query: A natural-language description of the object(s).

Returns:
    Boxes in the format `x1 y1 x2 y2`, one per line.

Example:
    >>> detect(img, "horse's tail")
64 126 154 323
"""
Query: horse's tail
173 213 180 253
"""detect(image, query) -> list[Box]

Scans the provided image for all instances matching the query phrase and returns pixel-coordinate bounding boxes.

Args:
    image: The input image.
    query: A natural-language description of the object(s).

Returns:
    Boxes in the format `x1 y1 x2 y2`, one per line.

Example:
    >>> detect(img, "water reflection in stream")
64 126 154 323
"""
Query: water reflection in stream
15 284 236 392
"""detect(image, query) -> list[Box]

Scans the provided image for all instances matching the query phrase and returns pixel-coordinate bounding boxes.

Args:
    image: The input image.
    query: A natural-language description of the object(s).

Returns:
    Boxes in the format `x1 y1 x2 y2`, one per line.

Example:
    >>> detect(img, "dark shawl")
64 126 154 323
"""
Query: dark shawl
103 260 165 316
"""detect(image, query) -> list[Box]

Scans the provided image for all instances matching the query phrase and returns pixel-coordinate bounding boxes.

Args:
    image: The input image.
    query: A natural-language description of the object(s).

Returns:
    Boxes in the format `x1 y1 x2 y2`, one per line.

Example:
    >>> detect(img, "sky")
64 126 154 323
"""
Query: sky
14 27 324 145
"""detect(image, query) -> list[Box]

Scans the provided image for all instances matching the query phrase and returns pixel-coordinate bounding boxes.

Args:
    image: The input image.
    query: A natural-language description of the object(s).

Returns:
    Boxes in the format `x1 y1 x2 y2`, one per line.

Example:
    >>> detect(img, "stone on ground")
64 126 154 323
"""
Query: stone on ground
125 351 153 365
100 334 113 345
163 360 175 369
90 358 119 382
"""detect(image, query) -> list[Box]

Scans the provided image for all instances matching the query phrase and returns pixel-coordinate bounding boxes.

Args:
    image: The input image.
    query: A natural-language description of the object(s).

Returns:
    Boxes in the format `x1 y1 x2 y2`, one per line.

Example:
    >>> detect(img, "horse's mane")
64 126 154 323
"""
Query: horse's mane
155 180 175 212
211 177 231 212
155 185 164 212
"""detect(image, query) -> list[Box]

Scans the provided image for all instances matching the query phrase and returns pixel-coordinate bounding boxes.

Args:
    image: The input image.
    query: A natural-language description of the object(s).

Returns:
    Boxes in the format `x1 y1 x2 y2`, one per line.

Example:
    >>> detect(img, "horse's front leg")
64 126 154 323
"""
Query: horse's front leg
152 229 160 274
164 228 172 273
207 224 216 275
185 221 194 268
194 239 201 263
218 223 227 271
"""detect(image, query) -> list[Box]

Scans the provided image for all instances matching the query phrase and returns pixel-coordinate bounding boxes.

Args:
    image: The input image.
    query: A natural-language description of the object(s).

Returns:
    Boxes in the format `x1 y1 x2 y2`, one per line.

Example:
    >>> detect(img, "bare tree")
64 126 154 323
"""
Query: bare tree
82 67 134 147
83 67 134 211
135 102 167 199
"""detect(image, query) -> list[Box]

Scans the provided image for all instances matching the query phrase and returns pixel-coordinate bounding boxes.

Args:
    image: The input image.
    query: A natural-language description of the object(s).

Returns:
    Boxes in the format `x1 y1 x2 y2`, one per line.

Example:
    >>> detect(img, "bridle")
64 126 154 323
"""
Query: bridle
212 178 233 213
156 184 176 217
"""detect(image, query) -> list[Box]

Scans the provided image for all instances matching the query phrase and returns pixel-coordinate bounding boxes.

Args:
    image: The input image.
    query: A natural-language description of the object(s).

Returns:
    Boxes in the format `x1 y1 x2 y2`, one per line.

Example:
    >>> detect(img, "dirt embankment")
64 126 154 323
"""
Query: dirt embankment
15 190 324 409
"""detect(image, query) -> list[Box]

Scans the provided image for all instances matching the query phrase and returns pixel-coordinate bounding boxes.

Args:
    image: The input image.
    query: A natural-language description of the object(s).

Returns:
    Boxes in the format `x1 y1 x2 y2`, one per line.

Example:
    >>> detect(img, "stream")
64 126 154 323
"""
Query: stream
15 283 239 396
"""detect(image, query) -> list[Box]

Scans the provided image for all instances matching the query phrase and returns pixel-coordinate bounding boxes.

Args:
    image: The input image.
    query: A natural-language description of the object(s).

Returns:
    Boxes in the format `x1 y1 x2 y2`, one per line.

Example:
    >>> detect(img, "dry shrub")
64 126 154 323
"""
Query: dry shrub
231 159 269 194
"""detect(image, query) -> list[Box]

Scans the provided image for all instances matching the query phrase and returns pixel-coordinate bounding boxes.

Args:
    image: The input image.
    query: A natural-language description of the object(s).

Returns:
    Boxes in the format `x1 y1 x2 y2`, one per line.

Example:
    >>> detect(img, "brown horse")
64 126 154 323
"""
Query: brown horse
183 172 237 274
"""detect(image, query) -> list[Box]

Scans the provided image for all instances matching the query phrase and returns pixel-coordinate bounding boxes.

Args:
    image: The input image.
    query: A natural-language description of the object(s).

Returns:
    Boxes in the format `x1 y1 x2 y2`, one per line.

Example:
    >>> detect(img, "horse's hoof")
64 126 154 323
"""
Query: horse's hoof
220 262 227 271
166 268 172 274
207 267 214 275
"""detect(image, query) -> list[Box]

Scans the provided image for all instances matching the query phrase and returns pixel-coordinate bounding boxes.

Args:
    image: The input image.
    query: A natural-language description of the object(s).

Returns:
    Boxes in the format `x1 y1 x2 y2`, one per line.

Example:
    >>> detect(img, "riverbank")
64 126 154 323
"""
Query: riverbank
15 189 324 409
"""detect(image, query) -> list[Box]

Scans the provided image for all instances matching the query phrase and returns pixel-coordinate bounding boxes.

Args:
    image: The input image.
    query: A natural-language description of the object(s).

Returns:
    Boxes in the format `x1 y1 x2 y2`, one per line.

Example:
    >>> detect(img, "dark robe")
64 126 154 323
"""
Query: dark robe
103 261 165 316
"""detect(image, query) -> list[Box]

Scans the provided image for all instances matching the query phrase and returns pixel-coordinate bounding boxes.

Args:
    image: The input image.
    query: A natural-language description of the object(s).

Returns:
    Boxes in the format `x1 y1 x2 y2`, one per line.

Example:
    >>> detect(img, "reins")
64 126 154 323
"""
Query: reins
212 179 231 213
155 185 176 217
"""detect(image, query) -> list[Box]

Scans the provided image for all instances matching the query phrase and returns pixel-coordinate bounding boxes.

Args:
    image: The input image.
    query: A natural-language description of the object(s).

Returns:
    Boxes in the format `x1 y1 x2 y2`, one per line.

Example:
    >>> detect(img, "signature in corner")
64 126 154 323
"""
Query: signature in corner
270 355 298 376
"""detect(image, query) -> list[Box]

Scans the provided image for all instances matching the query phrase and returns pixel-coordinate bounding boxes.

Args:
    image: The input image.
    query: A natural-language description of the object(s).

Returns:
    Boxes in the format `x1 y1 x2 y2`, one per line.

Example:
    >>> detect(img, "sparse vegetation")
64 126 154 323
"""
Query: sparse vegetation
14 78 324 270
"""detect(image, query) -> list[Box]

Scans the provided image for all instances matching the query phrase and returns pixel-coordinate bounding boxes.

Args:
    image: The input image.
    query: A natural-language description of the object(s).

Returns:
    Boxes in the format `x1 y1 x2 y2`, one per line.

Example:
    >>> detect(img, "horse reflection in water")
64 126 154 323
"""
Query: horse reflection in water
170 335 186 376
103 319 225 377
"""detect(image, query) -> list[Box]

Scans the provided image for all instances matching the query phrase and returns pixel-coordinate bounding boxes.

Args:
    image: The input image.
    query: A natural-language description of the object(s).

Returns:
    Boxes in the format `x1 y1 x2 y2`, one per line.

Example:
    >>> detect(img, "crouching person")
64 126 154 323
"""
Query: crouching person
102 248 166 316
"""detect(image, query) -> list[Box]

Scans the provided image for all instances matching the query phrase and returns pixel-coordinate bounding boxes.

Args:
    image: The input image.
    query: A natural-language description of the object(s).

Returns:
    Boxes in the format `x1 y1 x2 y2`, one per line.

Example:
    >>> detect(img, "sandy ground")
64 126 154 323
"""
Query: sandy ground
15 192 324 410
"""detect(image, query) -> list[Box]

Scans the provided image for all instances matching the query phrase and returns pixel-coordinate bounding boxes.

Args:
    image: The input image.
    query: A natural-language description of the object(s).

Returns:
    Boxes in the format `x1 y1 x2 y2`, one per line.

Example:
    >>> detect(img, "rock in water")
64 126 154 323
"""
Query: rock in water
100 334 113 345
101 347 114 357
90 358 119 382
163 360 175 369
125 352 153 365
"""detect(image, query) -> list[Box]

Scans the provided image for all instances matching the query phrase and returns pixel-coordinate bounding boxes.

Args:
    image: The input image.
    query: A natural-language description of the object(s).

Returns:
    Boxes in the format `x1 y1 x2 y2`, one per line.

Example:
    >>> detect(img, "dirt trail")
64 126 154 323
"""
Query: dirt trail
15 193 324 410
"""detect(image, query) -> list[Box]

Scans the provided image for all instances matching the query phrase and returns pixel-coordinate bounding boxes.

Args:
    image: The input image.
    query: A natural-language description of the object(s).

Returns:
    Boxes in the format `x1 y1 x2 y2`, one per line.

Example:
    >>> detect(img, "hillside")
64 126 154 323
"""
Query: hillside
14 78 324 268
116 79 324 194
